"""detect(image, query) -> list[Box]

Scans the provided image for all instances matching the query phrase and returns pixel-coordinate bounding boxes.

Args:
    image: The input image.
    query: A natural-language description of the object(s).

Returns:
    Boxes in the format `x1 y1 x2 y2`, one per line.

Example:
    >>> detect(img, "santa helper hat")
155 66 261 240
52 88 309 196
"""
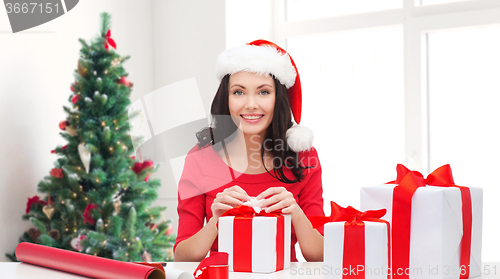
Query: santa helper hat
215 39 313 153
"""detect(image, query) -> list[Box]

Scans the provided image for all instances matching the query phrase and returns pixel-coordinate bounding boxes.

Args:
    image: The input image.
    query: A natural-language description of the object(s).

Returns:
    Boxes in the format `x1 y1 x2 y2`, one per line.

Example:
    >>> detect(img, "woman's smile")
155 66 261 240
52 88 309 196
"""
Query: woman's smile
240 114 265 123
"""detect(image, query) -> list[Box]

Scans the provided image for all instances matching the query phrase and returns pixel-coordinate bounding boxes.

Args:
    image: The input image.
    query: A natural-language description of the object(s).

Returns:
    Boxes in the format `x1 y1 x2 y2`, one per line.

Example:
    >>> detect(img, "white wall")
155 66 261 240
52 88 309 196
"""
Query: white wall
0 0 226 261
149 0 226 244
225 0 273 48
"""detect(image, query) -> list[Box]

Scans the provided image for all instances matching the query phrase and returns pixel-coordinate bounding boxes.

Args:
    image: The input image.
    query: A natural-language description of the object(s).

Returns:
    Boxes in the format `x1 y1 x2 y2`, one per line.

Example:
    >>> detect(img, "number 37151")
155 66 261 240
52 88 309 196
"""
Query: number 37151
5 3 60 14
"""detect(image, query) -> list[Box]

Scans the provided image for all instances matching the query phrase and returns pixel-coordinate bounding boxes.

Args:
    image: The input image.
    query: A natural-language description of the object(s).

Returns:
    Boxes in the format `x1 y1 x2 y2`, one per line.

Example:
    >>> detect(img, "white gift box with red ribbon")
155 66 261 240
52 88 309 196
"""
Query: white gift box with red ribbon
325 221 389 279
360 164 483 279
311 201 390 279
218 214 291 273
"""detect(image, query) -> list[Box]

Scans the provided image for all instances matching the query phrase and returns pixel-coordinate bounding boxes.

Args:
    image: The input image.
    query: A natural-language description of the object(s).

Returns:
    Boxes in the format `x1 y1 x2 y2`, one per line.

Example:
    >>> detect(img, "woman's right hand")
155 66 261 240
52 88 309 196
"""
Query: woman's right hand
211 185 250 219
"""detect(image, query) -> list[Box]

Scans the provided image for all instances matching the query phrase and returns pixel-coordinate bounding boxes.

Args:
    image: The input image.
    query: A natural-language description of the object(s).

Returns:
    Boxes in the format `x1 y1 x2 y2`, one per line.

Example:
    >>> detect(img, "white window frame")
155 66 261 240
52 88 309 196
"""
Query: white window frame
272 0 500 173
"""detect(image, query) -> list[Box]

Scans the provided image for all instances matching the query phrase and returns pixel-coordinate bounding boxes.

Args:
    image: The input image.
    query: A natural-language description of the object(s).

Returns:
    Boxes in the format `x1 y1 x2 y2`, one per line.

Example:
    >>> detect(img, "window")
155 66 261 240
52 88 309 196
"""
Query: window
427 25 500 260
226 0 500 262
272 0 500 262
287 26 404 209
285 0 401 21
417 0 479 5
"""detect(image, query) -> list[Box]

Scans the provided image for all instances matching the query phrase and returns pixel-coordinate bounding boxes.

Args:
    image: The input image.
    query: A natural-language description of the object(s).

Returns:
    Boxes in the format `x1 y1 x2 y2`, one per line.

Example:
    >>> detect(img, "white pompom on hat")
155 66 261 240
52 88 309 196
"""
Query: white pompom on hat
286 125 314 153
215 39 313 153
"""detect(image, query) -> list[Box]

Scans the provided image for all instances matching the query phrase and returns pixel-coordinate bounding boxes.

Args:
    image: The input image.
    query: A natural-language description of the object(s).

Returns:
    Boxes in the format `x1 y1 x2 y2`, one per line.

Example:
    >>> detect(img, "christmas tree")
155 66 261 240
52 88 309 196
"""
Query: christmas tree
7 12 174 262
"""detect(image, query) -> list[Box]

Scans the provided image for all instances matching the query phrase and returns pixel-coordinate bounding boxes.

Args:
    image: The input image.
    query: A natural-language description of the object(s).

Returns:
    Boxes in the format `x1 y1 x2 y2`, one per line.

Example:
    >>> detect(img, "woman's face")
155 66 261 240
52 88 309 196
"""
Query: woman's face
228 71 276 137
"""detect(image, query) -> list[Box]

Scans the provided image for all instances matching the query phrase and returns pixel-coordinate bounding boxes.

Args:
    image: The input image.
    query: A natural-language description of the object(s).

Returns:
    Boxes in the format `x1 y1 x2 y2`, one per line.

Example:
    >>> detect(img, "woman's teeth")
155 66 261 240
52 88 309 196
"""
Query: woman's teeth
241 115 263 120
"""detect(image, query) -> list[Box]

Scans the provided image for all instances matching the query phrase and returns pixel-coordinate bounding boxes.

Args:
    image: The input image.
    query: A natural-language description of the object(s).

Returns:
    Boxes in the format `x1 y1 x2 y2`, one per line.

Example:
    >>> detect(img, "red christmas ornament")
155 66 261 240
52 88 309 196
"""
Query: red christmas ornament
83 204 98 226
59 120 69 130
71 94 81 104
132 160 154 173
50 168 63 178
52 145 68 154
149 223 158 230
70 82 78 92
118 76 130 87
165 224 174 236
132 160 154 181
104 29 117 50
26 196 47 214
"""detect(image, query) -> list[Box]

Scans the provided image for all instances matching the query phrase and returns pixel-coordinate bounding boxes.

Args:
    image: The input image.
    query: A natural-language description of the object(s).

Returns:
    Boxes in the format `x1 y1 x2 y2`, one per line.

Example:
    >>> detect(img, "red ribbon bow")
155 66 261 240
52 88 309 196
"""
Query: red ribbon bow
221 205 282 218
310 202 390 279
26 196 47 214
219 205 285 272
83 204 98 226
104 29 117 50
390 164 472 279
193 252 228 279
309 201 387 228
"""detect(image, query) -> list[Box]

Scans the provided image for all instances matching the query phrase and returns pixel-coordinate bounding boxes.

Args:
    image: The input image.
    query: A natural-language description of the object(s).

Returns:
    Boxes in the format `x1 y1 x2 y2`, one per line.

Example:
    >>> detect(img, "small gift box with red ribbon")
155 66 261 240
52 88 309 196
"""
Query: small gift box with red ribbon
361 164 483 279
218 205 291 273
310 201 390 279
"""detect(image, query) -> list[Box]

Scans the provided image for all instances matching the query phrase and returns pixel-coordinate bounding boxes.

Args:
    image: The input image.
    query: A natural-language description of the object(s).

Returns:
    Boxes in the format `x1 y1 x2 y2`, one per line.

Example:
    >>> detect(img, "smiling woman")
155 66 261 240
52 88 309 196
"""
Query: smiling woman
173 40 325 263
228 72 276 139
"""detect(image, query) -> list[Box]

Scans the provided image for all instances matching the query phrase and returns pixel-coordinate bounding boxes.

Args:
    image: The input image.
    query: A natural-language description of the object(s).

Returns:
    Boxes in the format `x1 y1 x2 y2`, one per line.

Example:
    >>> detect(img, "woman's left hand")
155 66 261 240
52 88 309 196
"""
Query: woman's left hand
256 187 301 216
257 187 324 262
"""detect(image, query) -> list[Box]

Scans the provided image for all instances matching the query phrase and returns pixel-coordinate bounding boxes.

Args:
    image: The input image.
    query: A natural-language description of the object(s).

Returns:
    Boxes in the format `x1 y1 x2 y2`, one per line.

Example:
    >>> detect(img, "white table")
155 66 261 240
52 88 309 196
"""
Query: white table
1 262 499 278
0 262 322 279
0 262 323 278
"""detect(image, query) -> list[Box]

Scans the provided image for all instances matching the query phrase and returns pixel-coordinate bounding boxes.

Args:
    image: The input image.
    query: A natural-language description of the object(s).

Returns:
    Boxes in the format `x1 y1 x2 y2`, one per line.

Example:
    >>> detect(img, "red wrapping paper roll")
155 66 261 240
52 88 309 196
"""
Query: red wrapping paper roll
15 242 165 279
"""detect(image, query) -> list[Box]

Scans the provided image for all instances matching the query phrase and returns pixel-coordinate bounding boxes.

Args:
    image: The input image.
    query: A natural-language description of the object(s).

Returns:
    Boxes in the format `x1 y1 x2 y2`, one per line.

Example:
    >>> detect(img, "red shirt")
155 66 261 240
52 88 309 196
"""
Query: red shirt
174 144 324 262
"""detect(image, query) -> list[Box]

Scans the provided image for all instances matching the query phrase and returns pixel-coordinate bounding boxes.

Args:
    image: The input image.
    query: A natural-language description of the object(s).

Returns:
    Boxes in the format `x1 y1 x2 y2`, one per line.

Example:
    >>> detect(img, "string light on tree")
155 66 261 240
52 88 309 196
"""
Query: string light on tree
111 57 120 67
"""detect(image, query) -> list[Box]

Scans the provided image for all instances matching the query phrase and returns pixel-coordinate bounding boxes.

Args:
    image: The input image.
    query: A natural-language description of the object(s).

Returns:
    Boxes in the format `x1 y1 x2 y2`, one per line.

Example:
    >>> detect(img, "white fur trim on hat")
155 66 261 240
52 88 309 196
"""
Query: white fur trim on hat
286 125 313 153
215 44 297 88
